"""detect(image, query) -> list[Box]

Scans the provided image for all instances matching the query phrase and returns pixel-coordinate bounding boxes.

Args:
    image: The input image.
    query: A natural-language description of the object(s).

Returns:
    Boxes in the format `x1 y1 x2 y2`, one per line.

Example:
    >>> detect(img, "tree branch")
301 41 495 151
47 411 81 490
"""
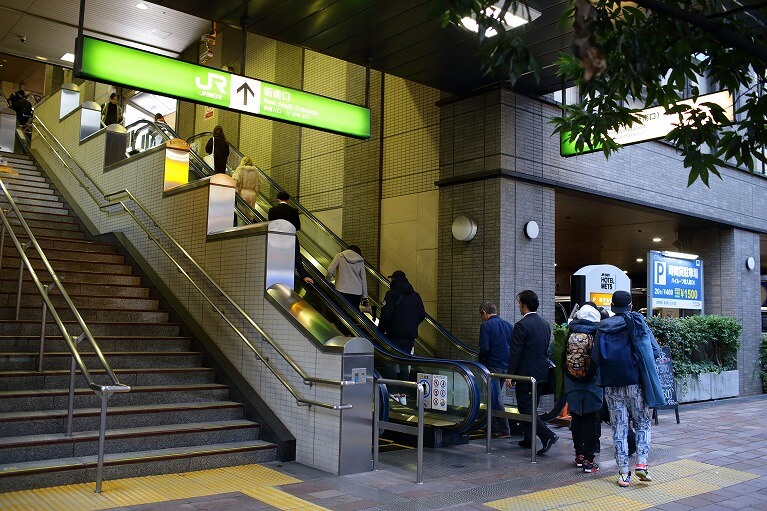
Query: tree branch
632 0 767 65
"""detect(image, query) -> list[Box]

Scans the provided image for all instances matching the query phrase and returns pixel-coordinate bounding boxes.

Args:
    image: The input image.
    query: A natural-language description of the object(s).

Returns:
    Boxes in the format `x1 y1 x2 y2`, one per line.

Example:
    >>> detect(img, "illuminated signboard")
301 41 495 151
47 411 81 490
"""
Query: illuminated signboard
75 36 371 139
560 90 733 157
648 250 703 311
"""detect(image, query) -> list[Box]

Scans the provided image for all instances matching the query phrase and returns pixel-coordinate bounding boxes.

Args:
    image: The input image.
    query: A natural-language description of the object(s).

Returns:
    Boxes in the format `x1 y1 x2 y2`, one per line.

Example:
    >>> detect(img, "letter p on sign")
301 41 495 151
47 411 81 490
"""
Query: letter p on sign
655 261 666 285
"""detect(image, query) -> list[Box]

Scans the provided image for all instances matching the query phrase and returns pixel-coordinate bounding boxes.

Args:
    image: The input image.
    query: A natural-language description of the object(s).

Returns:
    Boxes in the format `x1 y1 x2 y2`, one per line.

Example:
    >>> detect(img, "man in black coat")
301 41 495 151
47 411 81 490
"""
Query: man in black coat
506 289 558 455
268 191 312 285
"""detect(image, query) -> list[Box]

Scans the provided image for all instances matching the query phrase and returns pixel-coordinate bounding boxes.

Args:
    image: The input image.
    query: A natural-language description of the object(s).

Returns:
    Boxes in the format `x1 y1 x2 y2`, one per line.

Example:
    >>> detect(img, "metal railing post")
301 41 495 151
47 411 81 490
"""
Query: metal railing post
531 377 538 464
0 209 6 271
38 282 56 372
95 389 109 494
373 384 380 471
15 259 24 320
416 382 424 485
485 375 492 454
66 333 85 437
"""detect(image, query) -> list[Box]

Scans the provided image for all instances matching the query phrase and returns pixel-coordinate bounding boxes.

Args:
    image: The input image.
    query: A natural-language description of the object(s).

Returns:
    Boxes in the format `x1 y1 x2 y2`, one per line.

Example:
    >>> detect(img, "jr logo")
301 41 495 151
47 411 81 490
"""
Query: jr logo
195 72 228 96
654 261 666 286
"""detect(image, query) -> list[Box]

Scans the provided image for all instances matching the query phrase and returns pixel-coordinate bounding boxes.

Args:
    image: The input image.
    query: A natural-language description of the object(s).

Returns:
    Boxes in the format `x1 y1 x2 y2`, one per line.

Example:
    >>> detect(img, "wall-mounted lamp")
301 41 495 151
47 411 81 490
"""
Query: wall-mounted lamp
524 221 539 239
452 215 477 241
746 256 755 271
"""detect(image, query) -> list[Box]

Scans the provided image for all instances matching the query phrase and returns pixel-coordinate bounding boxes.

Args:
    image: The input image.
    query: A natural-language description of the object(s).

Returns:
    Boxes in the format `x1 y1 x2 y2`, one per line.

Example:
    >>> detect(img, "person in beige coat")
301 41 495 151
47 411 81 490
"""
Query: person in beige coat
232 156 260 214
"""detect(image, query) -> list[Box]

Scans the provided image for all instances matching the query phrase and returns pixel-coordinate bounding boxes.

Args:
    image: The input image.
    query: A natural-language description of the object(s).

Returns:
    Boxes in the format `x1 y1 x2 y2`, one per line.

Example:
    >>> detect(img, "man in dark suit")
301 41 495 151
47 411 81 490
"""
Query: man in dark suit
506 289 558 455
268 191 313 285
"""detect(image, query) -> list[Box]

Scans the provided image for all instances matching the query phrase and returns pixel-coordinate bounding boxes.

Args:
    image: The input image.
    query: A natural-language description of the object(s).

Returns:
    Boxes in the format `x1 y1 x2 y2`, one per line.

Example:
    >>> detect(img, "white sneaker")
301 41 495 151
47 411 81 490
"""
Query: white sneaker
399 395 407 406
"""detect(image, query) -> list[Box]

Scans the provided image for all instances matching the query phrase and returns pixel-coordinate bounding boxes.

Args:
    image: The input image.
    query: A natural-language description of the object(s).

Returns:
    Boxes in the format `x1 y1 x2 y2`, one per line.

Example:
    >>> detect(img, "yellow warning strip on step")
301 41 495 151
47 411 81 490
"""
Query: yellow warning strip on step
0 464 332 511
485 459 758 511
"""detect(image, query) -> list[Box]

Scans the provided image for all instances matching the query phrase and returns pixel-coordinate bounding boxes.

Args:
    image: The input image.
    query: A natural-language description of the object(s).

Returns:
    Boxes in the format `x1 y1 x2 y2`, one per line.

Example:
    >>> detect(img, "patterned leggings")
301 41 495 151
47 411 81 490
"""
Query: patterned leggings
604 385 651 473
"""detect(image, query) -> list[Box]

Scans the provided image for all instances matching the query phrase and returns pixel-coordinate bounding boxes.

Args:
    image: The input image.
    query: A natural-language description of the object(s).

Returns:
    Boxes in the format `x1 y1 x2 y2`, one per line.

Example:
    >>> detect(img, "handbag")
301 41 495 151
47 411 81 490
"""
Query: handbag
359 298 373 317
203 138 215 168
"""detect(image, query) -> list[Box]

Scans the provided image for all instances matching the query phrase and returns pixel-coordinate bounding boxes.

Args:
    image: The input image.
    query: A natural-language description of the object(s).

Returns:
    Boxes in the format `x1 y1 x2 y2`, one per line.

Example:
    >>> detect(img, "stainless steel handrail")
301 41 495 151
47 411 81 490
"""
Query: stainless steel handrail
32 118 350 410
373 378 426 484
485 372 538 463
0 179 130 493
186 133 477 359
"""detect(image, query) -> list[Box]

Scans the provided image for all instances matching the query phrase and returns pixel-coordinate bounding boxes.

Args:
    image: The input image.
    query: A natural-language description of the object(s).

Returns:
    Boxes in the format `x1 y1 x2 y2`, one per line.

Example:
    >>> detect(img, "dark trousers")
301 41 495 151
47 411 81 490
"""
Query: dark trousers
339 292 362 308
489 373 510 435
516 380 555 442
570 410 601 460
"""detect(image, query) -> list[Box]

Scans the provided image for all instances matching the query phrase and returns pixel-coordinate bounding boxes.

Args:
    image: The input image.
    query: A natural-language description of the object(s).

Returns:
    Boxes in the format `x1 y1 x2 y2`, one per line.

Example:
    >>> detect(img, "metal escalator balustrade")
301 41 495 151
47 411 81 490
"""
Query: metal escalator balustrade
185 132 477 362
185 133 489 433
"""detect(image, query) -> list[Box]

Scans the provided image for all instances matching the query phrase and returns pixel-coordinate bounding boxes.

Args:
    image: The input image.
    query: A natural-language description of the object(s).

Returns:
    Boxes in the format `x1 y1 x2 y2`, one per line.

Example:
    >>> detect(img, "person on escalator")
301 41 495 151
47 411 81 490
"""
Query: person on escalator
326 244 368 311
232 156 260 219
479 301 513 438
268 191 313 286
379 270 425 403
205 125 230 174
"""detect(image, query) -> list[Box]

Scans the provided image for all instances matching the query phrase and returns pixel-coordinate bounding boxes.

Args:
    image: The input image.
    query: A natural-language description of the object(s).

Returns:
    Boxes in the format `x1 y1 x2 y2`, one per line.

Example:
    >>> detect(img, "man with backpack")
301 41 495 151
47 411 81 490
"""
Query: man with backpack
593 290 665 487
564 302 603 473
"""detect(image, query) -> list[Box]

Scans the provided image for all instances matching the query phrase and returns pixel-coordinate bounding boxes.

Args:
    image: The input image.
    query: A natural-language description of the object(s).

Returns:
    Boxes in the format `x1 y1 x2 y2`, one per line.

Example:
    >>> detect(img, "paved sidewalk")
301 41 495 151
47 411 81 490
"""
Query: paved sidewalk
1 395 765 510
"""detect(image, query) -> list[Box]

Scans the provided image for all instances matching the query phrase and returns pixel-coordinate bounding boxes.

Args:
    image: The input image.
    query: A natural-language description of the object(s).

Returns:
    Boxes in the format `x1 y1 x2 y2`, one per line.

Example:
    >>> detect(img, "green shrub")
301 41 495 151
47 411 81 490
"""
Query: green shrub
646 314 741 382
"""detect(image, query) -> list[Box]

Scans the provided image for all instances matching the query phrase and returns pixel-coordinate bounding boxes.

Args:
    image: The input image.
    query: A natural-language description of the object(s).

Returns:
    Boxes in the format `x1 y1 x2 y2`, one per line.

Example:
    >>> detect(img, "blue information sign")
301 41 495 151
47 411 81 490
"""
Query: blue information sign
648 251 703 311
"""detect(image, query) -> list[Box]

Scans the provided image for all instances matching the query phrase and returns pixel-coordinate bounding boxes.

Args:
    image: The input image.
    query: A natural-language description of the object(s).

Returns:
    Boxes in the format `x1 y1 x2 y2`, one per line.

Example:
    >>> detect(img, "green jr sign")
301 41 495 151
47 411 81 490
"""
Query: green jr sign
75 36 371 139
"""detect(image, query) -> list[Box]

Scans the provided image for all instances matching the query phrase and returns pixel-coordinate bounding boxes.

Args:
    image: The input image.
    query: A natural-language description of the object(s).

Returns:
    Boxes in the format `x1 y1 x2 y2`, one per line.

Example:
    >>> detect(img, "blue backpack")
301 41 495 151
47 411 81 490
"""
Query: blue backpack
594 314 639 387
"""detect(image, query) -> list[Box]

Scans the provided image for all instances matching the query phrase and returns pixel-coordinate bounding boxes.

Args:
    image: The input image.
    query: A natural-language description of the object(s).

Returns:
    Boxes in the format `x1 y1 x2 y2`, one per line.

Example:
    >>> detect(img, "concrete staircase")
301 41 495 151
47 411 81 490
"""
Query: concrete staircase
0 152 277 492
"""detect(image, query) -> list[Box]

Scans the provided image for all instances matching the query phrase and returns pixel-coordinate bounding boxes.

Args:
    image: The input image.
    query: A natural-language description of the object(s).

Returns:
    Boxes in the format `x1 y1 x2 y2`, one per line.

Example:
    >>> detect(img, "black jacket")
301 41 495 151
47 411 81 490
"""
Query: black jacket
268 202 301 231
507 312 552 382
205 136 231 174
378 277 425 341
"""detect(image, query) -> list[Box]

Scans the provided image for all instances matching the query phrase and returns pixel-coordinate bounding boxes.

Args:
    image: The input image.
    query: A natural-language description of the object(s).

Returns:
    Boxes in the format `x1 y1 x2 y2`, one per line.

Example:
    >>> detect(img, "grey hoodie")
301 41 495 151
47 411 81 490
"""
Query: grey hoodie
326 249 368 297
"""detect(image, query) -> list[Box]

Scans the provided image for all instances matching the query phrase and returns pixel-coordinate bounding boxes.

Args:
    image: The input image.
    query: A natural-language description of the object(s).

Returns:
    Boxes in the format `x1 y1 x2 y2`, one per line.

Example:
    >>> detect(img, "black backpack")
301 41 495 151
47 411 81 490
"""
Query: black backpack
594 314 639 387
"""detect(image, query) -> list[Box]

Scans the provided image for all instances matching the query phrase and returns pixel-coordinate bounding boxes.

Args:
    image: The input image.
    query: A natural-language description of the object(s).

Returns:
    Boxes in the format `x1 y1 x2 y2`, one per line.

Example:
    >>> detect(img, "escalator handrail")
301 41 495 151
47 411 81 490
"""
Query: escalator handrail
186 132 477 358
185 135 487 432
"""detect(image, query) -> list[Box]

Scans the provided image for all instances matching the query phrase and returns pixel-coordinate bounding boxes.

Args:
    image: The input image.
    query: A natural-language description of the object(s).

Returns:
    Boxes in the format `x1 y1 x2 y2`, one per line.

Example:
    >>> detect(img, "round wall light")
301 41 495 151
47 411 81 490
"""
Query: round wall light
524 221 539 239
746 256 755 270
451 215 477 241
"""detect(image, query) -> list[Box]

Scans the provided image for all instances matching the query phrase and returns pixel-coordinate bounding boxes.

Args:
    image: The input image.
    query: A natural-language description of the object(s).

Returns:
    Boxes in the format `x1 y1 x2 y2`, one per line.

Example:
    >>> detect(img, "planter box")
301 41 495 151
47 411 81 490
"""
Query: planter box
675 370 739 403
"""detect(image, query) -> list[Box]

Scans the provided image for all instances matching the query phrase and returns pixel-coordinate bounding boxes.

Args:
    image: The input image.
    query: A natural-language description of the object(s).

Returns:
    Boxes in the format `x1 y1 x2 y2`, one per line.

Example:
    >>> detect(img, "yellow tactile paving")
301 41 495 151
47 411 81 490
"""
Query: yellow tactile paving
485 460 758 511
0 463 330 511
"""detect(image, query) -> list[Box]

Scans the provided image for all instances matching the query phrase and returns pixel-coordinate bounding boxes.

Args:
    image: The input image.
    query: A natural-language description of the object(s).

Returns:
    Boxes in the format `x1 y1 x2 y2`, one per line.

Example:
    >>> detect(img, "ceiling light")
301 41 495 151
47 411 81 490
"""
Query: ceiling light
662 251 699 260
636 258 644 262
459 2 541 37
35 56 48 61
136 2 149 9
60 53 75 62
623 270 629 274
652 237 661 242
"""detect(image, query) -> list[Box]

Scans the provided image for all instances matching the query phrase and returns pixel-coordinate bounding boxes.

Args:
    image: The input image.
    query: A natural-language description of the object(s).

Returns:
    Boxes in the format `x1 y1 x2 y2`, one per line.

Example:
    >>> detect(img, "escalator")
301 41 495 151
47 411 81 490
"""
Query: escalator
123 125 562 432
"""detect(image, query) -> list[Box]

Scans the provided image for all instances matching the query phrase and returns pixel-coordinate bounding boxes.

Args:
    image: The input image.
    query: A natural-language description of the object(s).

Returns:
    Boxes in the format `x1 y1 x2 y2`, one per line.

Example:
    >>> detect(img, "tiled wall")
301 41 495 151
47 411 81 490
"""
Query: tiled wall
32 92 349 473
173 26 441 312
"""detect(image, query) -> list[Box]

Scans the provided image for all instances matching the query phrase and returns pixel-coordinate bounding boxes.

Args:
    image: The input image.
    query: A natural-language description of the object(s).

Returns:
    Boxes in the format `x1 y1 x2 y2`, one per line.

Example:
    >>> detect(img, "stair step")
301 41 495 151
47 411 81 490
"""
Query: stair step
0 171 47 185
0 306 169 323
0 270 142 287
0 293 159 310
0 401 245 437
5 188 59 202
1 420 260 463
8 247 125 264
30 236 118 254
0 366 216 391
0 255 133 274
3 183 55 196
6 196 64 209
0 441 277 492
0 383 230 411
1 351 202 371
6 203 71 218
8 217 81 233
0 335 191 353
0 320 181 337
